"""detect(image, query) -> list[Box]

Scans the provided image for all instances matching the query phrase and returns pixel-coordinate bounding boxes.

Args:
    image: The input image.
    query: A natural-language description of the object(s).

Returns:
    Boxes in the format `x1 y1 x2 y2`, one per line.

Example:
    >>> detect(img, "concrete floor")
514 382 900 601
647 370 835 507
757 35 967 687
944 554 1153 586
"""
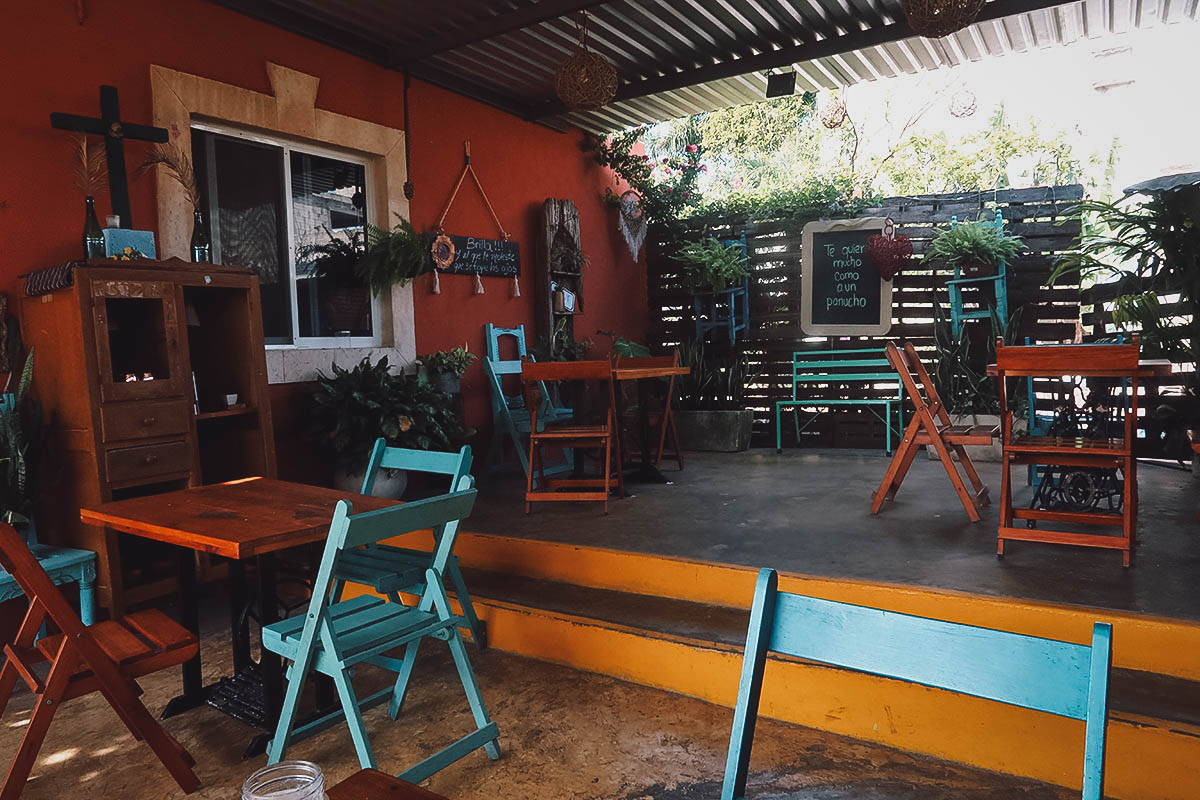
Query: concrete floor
0 619 1071 800
472 448 1200 620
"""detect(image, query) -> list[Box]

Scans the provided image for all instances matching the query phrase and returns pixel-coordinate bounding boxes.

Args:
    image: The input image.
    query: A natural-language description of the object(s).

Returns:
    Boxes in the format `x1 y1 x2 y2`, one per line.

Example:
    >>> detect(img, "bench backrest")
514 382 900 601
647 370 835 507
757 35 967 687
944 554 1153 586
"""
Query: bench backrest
722 568 1111 800
790 348 900 401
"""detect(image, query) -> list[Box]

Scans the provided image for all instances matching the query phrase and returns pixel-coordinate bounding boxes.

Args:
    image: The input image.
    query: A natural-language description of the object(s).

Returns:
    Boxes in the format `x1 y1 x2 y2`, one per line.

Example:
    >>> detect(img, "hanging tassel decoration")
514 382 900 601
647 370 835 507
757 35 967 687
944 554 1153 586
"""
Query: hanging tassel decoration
512 275 521 297
473 270 485 295
431 269 441 294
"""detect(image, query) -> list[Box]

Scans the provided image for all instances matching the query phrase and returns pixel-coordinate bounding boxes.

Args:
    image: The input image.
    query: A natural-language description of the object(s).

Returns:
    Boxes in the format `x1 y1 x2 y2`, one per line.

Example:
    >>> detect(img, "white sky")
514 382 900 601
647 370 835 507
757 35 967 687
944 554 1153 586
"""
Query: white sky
835 20 1199 193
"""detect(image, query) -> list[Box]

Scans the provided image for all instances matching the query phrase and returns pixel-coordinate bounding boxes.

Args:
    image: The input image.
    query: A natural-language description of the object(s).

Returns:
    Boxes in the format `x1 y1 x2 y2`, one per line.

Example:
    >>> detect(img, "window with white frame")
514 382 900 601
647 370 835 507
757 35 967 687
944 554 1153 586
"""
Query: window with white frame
191 124 380 347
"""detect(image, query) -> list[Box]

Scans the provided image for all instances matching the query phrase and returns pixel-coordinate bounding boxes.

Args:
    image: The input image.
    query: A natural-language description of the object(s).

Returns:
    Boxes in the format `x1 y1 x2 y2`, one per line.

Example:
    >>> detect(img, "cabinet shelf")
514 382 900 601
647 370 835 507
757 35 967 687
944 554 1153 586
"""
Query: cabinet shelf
194 406 256 421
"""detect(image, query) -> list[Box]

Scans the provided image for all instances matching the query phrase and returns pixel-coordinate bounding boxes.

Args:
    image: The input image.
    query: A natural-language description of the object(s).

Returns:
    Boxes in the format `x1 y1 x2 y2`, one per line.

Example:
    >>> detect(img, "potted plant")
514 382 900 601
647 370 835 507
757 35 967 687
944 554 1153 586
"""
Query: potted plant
357 215 432 294
674 237 750 293
297 227 373 332
0 350 40 533
532 317 593 362
417 346 477 395
924 218 1022 278
549 239 588 274
308 355 472 496
673 341 754 451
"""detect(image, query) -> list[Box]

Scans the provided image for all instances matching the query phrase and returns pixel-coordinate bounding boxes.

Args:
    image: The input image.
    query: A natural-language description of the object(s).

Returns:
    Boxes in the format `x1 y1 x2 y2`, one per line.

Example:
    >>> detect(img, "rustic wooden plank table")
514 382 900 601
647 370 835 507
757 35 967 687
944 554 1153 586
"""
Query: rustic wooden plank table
327 769 448 799
81 477 397 756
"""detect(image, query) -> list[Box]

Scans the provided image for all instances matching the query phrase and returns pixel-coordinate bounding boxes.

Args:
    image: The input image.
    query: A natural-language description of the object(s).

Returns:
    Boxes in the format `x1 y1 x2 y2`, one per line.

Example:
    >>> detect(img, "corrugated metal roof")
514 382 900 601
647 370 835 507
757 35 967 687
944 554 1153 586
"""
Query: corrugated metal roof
213 0 1198 133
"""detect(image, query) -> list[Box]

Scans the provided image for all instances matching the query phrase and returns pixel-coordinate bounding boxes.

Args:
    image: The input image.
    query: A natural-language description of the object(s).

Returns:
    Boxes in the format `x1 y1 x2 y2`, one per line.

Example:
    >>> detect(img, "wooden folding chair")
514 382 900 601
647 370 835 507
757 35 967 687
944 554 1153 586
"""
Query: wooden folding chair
0 523 200 799
521 359 623 513
264 477 501 784
871 342 997 522
329 440 488 648
613 350 684 471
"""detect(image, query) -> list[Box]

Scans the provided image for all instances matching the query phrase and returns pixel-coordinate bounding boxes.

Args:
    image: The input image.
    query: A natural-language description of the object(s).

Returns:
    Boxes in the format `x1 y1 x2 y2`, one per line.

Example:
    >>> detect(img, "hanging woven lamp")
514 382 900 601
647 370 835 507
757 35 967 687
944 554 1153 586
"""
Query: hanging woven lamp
555 12 617 111
948 88 978 118
819 92 847 129
902 0 987 38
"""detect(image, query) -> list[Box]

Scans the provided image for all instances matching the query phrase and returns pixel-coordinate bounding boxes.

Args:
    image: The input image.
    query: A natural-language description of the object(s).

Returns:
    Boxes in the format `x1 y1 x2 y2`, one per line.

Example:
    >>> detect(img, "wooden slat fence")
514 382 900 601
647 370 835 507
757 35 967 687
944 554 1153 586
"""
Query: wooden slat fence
647 185 1086 447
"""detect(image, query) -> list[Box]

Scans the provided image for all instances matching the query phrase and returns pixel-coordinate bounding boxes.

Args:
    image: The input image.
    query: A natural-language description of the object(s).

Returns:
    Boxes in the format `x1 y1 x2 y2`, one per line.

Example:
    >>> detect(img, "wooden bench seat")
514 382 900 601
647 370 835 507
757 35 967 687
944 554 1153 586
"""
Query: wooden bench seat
1005 434 1130 456
937 423 1001 445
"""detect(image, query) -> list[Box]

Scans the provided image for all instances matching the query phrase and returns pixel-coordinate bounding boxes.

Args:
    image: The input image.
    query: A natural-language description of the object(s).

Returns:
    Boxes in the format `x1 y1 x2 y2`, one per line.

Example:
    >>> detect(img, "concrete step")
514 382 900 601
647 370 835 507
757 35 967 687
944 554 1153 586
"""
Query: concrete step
461 566 1200 730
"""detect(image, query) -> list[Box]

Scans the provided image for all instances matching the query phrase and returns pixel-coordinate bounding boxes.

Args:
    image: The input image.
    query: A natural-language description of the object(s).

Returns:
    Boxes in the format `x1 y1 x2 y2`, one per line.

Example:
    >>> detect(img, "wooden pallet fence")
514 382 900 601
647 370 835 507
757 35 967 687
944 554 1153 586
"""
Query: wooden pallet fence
648 185 1086 448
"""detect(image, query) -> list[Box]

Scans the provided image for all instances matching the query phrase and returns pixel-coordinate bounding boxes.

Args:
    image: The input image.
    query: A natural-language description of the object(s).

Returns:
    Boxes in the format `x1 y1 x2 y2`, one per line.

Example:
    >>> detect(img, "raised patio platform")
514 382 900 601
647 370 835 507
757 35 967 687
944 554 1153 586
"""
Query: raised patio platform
471 448 1200 621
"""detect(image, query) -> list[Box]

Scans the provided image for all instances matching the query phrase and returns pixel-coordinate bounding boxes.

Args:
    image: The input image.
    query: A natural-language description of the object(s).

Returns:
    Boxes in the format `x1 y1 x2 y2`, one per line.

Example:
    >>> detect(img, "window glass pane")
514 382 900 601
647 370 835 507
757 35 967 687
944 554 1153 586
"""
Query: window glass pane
290 151 370 339
192 129 292 343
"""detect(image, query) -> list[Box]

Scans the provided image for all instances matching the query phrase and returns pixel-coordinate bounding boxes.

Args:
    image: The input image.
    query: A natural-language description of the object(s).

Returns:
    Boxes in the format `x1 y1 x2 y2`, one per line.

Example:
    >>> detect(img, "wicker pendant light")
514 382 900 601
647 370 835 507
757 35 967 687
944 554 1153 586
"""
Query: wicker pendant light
555 12 617 111
819 92 847 129
902 0 987 38
948 88 978 118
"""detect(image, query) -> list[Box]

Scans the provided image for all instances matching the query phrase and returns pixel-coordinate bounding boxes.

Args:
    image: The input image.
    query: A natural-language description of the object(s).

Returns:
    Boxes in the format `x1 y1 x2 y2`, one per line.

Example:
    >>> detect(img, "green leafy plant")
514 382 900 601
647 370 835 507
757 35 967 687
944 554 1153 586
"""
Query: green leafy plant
549 240 588 274
418 346 477 378
0 349 40 530
298 215 431 295
674 237 750 293
1050 195 1200 375
675 341 751 411
308 355 472 471
924 218 1023 275
929 304 1022 416
596 330 650 358
587 123 704 227
357 215 432 294
531 317 594 362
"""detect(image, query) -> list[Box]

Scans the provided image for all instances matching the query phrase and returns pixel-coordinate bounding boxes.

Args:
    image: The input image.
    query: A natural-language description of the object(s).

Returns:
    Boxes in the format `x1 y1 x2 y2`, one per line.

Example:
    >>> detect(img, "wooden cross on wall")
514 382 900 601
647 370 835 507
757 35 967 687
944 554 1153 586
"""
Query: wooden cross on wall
50 84 168 229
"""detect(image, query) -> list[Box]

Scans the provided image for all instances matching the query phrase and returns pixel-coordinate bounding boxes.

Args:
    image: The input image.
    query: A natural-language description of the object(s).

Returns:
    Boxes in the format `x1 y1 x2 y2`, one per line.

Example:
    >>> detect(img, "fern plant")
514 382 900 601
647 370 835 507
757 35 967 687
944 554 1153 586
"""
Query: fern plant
357 216 432 295
924 219 1022 275
674 237 750 293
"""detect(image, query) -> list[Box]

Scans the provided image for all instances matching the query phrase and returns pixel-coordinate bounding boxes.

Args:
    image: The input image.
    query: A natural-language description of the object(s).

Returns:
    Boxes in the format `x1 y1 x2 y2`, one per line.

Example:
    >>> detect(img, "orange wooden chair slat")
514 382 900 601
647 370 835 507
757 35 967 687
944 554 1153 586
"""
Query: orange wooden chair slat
613 351 684 471
871 342 996 522
0 523 200 798
521 358 623 513
994 337 1141 566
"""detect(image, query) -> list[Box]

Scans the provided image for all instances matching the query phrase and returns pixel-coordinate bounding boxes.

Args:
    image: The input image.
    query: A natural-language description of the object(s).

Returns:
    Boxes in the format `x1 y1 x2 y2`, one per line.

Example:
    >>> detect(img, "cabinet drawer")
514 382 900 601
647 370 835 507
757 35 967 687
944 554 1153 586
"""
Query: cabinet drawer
100 400 191 443
104 440 192 484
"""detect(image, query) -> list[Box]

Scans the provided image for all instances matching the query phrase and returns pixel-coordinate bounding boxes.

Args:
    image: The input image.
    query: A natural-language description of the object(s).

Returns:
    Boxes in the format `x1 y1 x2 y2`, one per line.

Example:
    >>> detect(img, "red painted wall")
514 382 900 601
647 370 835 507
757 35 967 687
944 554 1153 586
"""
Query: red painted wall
1 1 644 465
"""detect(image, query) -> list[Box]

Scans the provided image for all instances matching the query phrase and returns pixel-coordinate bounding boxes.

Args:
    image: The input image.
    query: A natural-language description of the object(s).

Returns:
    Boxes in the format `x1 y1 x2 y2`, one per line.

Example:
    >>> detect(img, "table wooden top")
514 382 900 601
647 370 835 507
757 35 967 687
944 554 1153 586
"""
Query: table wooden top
327 769 448 800
612 364 690 380
79 477 397 560
986 359 1173 378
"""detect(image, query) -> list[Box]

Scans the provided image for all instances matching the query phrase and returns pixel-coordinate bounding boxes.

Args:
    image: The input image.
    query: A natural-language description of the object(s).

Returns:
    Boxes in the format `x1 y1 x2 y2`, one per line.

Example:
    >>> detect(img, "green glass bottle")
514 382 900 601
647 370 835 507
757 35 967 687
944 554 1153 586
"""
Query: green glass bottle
83 196 105 260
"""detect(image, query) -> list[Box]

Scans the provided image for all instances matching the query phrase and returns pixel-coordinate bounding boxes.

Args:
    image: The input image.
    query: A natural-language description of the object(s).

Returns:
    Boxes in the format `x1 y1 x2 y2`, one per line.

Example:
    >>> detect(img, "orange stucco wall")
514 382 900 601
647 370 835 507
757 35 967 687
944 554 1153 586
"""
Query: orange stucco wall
0 2 643 458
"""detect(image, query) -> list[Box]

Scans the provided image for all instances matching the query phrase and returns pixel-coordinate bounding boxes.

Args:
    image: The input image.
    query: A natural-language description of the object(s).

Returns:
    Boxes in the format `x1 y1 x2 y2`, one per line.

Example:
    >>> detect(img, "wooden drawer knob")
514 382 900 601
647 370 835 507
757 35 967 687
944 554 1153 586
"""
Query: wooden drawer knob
143 454 159 465
141 416 158 427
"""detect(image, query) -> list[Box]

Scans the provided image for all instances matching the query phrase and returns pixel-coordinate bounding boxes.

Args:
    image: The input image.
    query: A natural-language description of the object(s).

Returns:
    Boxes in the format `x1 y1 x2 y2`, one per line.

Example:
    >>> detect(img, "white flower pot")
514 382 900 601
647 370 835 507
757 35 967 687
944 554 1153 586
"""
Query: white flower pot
335 466 407 498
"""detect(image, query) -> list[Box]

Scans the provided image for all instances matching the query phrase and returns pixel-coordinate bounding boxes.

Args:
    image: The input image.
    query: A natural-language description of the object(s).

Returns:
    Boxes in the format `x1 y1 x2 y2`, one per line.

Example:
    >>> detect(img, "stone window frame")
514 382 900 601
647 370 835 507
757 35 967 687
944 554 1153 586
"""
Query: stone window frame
150 62 414 383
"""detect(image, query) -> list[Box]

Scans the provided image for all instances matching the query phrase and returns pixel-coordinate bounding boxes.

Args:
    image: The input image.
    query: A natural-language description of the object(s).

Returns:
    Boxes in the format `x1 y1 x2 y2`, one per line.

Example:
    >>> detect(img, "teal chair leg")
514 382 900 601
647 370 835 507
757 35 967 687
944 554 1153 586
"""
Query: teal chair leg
885 404 892 455
331 663 377 769
446 558 487 649
446 630 502 761
78 576 95 627
775 405 783 453
388 638 422 719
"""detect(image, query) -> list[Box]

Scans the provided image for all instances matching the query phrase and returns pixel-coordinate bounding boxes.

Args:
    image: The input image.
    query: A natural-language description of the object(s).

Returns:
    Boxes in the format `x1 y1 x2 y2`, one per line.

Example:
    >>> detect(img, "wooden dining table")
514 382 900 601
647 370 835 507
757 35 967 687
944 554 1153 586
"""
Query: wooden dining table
80 477 397 756
612 362 690 486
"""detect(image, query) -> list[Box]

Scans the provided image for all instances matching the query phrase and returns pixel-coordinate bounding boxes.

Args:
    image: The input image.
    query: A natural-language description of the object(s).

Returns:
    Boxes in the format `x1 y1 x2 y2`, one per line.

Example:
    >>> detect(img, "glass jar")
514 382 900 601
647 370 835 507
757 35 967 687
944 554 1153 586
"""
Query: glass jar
241 761 326 800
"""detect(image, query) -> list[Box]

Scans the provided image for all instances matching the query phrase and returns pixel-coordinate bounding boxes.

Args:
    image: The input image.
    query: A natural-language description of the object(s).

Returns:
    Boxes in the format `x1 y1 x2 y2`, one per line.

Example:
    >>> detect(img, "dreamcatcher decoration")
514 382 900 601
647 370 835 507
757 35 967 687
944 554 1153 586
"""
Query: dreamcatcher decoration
555 12 618 111
864 217 913 281
901 0 986 38
819 92 847 129
948 88 978 118
431 141 518 297
617 190 648 261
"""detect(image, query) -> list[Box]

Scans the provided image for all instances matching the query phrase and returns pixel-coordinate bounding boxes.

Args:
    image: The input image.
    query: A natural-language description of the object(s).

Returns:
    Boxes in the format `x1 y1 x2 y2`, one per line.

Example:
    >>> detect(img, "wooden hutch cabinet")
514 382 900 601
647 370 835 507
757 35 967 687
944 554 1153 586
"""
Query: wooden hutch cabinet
20 258 276 616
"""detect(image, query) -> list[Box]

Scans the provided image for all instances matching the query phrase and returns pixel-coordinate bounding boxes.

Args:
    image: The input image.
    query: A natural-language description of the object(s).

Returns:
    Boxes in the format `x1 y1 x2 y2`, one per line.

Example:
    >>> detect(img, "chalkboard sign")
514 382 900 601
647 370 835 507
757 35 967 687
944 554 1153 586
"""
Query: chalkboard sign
437 234 520 277
801 218 892 336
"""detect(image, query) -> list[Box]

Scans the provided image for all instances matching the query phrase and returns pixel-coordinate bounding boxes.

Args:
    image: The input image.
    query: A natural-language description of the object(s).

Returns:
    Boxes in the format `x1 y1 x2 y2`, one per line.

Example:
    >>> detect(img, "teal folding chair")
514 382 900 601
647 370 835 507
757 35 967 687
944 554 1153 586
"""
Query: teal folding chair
483 323 572 482
264 477 501 783
722 569 1112 800
330 439 487 649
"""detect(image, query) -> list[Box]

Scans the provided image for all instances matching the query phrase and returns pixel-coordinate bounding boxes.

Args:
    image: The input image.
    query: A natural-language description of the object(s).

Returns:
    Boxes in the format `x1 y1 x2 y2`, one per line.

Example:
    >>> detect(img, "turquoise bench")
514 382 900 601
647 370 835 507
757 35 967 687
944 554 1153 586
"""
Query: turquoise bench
722 568 1112 800
775 348 903 454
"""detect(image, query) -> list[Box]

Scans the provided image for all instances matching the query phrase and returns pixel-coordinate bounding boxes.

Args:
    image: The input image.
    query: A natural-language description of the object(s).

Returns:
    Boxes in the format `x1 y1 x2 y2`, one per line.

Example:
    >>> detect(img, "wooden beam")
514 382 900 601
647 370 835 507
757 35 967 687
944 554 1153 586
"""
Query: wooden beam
397 0 621 64
534 0 1074 118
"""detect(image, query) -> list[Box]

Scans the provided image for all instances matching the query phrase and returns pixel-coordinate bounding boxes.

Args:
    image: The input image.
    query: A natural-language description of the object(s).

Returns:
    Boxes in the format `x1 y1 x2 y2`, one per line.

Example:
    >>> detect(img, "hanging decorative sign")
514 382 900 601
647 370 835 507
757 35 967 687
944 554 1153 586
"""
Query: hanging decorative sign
432 141 521 294
801 217 893 336
436 235 520 277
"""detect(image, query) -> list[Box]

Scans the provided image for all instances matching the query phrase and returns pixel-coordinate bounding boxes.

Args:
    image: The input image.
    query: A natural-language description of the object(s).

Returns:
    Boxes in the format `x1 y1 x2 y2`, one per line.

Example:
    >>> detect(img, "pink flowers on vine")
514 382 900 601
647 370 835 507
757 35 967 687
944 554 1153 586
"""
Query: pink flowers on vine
686 144 698 152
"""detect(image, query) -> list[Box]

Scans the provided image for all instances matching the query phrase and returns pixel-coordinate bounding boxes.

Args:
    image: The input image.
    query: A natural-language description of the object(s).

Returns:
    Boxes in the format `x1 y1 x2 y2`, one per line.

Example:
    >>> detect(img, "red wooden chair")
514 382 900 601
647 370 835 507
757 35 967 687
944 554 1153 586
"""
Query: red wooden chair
994 338 1141 566
521 358 623 513
871 342 998 522
613 350 684 471
0 523 200 799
